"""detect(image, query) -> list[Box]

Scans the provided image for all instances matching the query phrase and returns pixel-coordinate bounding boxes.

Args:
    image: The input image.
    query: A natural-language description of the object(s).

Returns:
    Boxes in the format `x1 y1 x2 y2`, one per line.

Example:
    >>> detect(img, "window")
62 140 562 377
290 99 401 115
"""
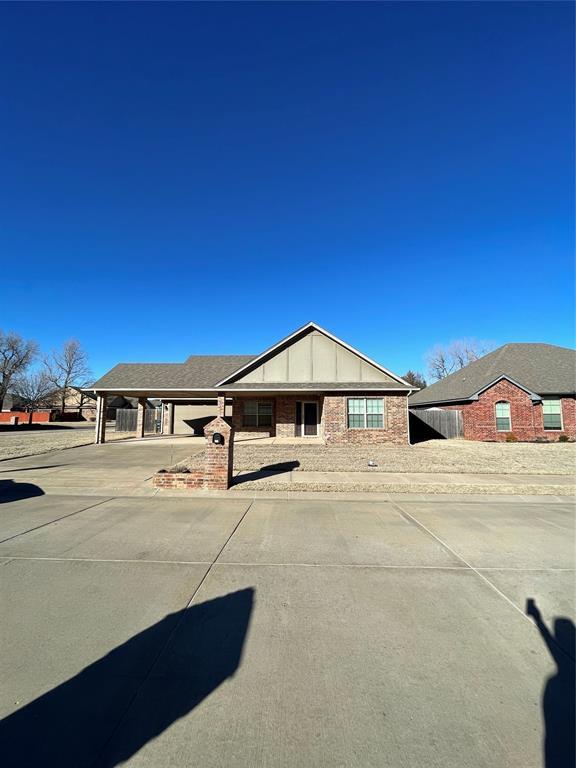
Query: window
495 401 511 432
543 399 563 430
347 398 384 429
243 400 272 427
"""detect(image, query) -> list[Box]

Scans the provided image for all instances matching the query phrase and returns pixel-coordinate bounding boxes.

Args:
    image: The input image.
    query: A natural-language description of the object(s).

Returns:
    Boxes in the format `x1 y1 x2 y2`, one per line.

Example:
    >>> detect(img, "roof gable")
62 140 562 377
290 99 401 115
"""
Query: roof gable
217 322 411 388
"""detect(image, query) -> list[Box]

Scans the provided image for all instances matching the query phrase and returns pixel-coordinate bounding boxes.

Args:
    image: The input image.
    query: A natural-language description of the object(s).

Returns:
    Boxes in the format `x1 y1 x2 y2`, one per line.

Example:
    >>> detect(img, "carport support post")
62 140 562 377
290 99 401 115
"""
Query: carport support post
95 394 107 444
163 403 174 435
217 394 226 417
136 397 147 438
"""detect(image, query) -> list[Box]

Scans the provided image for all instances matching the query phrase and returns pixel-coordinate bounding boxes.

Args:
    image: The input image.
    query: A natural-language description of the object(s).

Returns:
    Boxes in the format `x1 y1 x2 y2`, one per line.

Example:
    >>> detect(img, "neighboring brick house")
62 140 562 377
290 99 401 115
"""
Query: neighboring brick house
410 343 576 441
89 322 415 444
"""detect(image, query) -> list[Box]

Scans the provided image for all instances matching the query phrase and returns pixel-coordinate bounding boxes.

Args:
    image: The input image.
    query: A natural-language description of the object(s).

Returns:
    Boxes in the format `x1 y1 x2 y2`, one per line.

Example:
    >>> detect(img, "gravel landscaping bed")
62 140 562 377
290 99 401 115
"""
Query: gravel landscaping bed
230 480 576 495
174 439 576 476
0 428 132 461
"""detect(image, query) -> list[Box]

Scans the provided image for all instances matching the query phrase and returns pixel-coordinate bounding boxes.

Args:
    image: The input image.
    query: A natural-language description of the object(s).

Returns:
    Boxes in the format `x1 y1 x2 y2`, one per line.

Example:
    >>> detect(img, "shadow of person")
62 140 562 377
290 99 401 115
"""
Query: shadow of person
0 478 44 503
526 598 575 768
0 588 254 768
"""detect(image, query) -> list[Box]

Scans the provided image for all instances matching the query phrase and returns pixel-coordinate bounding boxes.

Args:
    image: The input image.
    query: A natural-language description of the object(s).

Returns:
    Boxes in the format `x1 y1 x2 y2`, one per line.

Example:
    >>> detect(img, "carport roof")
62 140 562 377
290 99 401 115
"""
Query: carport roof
410 343 576 406
90 355 256 391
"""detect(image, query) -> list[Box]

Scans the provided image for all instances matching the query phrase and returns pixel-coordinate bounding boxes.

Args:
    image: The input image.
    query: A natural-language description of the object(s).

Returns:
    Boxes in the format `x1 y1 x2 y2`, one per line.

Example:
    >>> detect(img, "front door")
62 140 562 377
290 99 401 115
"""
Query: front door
303 402 318 437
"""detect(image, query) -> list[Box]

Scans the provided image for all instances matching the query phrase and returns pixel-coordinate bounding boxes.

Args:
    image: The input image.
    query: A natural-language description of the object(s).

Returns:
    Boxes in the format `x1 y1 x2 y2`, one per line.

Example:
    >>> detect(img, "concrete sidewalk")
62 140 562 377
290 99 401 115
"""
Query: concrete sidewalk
1 491 574 767
230 468 575 495
0 441 573 499
234 469 575 487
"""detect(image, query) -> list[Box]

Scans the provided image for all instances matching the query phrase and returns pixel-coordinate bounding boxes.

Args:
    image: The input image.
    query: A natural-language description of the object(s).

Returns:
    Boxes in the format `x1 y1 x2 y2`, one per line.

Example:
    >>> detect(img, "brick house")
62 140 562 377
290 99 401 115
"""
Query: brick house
410 343 576 441
89 322 415 445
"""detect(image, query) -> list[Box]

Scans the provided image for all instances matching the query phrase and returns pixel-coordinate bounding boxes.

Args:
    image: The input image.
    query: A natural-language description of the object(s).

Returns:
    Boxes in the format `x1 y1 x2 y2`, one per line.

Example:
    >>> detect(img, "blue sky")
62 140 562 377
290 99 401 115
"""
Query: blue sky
1 1 573 379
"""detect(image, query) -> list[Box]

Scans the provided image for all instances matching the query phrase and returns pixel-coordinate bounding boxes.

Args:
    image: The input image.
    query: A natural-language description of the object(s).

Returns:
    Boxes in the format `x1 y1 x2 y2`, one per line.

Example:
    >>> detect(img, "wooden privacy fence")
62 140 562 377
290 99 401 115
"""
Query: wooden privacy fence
409 408 464 440
115 408 161 433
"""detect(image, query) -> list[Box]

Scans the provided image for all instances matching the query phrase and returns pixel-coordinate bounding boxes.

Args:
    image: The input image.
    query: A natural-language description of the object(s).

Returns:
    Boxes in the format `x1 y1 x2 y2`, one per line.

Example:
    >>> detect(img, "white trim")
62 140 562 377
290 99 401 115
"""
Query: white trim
411 374 543 408
90 386 409 395
214 322 414 388
226 387 408 393
89 388 219 393
542 397 564 431
296 400 319 437
473 375 541 401
494 400 512 432
346 396 386 430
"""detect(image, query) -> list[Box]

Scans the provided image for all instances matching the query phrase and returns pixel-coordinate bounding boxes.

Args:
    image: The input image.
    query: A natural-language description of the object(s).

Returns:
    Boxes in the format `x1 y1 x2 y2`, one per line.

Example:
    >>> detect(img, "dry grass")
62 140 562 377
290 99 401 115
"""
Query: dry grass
0 427 132 461
178 439 576 476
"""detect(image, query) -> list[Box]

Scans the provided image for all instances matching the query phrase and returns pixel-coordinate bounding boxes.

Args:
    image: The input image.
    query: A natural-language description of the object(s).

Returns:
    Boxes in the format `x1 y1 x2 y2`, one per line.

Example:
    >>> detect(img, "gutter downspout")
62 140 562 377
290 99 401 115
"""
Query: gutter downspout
406 389 414 446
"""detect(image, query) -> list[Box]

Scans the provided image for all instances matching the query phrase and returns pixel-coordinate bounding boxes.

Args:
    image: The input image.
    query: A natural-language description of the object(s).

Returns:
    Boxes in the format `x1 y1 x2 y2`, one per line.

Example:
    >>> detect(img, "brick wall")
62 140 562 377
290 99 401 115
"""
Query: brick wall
276 395 322 438
323 393 409 444
435 381 576 441
0 411 51 424
204 416 234 489
153 470 204 489
153 415 234 490
232 393 409 443
231 397 275 438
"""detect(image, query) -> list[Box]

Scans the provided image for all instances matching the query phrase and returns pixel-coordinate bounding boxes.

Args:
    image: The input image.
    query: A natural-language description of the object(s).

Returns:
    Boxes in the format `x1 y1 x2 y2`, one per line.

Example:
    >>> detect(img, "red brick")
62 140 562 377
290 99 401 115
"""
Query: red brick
433 381 576 441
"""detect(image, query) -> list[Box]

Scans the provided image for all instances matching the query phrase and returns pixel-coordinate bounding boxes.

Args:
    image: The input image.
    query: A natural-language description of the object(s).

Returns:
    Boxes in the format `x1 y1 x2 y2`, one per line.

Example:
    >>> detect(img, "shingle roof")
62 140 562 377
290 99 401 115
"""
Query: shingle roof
91 355 256 390
409 343 576 406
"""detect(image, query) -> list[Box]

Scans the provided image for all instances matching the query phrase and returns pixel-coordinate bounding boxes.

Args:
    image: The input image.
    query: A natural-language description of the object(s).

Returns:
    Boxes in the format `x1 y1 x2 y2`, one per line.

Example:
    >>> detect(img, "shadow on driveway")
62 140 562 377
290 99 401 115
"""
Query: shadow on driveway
0 479 45 503
0 587 254 767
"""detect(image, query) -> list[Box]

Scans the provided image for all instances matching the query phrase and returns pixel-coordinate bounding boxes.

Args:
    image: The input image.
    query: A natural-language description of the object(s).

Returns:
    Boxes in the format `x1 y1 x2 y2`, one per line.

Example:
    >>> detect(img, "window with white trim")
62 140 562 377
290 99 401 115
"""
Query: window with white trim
495 401 511 432
243 400 272 427
347 398 384 429
542 399 563 430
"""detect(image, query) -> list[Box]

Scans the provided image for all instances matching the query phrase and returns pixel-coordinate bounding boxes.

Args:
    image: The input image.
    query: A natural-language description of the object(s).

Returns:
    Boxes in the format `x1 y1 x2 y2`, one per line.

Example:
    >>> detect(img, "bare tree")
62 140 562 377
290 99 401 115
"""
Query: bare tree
403 370 427 389
44 339 92 418
426 339 494 381
13 371 53 424
0 330 38 411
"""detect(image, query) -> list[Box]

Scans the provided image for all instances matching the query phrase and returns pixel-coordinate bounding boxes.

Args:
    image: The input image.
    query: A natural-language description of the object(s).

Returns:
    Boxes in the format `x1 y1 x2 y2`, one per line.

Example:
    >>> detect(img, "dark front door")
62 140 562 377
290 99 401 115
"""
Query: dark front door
303 402 318 436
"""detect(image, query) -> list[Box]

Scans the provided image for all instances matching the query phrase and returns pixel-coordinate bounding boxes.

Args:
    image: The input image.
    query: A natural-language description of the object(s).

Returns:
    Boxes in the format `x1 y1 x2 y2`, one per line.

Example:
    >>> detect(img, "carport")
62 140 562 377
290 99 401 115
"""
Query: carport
91 390 231 444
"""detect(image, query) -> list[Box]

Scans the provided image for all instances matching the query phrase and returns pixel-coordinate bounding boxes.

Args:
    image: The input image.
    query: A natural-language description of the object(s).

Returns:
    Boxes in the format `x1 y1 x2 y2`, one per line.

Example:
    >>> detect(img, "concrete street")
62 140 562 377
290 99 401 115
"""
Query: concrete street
0 442 574 767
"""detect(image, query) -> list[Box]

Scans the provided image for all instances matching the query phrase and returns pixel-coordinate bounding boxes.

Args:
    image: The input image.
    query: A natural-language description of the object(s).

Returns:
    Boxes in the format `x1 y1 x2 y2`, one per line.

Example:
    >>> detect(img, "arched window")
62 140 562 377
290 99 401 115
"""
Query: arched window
495 401 511 432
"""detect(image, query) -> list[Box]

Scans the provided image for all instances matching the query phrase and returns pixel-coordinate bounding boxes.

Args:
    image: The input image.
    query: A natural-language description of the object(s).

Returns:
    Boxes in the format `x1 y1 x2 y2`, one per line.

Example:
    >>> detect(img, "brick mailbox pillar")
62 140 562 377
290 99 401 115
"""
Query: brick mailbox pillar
203 415 234 490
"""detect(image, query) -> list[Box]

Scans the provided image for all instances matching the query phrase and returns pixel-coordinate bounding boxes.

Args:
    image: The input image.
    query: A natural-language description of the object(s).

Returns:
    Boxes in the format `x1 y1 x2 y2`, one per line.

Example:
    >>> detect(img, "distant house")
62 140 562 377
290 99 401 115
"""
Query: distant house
89 322 415 444
1 393 26 412
409 344 576 441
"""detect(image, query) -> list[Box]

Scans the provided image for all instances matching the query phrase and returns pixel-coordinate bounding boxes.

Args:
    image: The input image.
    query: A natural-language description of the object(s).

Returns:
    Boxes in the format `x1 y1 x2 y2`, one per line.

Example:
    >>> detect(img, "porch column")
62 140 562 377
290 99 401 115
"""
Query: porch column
95 394 107 444
163 403 174 435
136 397 147 438
217 393 226 417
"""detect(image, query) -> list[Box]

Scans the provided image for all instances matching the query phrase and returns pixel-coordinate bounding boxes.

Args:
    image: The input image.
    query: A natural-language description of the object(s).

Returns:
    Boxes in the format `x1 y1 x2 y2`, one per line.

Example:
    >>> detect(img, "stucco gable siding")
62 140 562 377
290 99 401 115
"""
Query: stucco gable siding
234 330 398 385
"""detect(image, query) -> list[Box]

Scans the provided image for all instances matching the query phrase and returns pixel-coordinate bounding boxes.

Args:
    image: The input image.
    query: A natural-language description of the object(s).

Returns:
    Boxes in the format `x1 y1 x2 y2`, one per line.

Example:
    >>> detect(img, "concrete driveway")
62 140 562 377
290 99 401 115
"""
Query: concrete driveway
0 446 574 767
0 437 201 496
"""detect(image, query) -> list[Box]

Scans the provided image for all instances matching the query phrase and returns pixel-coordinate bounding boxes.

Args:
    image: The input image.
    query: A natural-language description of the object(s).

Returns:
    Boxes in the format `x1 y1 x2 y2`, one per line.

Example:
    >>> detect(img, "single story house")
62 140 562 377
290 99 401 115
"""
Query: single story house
409 343 576 441
89 322 415 444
